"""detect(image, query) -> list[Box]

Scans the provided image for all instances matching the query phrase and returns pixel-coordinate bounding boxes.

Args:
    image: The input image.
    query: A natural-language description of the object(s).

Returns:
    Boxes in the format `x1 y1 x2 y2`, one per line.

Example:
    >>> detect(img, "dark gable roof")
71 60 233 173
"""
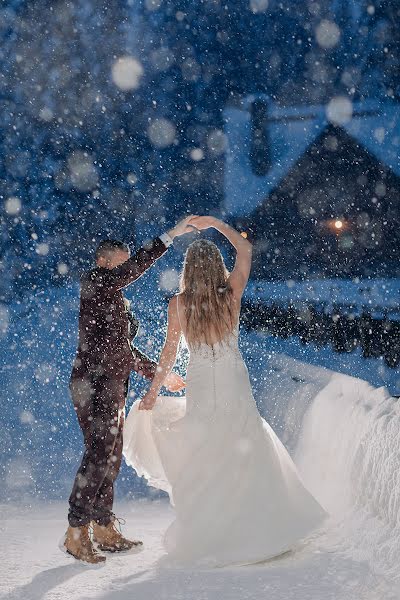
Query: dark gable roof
224 97 400 217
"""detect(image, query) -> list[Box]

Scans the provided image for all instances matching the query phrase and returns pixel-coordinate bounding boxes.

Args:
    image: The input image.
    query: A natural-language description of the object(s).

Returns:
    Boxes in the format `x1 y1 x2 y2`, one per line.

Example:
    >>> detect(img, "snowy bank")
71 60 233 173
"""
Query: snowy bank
262 354 400 579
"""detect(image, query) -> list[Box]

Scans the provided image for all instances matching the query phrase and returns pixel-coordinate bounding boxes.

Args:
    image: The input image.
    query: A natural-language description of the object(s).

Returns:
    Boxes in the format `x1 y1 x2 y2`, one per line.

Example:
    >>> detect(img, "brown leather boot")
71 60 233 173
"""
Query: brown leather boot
63 524 106 564
92 517 143 552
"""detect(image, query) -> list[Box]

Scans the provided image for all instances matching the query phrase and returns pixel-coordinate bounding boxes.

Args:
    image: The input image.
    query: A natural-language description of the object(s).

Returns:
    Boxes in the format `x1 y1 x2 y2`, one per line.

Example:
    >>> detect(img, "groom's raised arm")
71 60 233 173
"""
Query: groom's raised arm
89 217 195 293
96 235 171 293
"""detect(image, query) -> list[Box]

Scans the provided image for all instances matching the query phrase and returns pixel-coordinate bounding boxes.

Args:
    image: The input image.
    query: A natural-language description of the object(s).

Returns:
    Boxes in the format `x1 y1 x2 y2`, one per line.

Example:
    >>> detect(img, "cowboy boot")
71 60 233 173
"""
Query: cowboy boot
63 524 106 564
92 516 143 552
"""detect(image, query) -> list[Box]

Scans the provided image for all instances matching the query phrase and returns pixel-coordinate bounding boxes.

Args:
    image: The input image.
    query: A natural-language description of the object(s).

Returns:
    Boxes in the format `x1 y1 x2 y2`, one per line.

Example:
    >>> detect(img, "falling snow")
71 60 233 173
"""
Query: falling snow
1 0 400 597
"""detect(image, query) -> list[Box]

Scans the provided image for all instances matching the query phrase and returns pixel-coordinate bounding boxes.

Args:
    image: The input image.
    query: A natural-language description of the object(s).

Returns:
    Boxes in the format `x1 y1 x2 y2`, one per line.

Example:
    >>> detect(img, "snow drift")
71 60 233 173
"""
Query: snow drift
262 354 400 579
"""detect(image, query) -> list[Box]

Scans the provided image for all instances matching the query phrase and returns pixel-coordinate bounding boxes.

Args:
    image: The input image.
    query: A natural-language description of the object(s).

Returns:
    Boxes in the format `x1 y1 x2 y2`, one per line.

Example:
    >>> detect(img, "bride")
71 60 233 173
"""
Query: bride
123 216 327 567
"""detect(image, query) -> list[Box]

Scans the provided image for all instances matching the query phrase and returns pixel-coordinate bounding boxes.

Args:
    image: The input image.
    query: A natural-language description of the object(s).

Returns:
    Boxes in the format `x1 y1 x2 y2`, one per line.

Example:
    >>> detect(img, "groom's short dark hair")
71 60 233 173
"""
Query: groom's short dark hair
95 240 130 261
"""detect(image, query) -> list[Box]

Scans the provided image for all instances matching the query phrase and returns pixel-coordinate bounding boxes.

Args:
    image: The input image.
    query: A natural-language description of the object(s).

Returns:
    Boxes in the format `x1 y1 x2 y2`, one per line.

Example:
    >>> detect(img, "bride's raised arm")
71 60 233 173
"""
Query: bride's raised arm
139 296 183 410
188 216 253 298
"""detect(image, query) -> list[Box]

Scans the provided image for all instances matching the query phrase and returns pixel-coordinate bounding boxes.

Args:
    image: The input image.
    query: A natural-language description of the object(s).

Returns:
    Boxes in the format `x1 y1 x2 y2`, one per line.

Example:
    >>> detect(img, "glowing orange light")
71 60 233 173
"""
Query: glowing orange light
324 218 349 234
241 231 248 239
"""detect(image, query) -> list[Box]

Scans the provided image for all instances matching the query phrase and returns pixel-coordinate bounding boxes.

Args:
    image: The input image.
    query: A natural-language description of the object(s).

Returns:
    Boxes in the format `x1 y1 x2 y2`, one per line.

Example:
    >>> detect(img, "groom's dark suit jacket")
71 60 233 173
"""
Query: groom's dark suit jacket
71 236 168 381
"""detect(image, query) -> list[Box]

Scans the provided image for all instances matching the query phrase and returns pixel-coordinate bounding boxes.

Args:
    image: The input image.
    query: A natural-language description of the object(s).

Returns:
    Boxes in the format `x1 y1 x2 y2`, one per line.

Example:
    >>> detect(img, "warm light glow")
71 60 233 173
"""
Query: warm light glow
241 231 248 239
324 218 349 234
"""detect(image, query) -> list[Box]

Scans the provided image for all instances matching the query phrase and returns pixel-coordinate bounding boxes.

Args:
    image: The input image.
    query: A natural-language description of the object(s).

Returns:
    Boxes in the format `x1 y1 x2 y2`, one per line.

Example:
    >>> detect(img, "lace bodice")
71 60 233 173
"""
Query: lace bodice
184 326 242 362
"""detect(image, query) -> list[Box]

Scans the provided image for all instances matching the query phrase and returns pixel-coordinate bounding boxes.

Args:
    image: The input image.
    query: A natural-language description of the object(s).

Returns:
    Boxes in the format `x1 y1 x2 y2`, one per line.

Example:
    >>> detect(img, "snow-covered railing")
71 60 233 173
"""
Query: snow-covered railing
245 278 400 318
242 279 400 369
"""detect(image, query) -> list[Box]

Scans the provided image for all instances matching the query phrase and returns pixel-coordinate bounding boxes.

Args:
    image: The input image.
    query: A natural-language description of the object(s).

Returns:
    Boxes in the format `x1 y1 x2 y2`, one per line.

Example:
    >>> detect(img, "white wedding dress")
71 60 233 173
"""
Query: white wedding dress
123 316 327 567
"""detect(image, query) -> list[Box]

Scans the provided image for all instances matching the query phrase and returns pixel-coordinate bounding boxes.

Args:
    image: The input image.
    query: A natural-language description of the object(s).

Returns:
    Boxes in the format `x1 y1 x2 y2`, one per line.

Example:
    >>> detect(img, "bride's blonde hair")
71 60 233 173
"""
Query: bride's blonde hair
179 239 235 345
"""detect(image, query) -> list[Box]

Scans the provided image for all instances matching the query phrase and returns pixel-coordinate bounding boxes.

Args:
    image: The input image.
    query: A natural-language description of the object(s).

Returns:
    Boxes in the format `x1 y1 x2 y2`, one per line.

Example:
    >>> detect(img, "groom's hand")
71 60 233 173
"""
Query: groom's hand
164 371 186 392
139 392 157 411
168 215 199 239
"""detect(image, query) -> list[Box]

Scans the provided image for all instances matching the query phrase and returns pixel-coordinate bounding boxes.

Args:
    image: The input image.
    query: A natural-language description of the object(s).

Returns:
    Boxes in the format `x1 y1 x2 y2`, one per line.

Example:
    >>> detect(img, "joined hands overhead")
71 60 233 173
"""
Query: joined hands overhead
167 215 199 239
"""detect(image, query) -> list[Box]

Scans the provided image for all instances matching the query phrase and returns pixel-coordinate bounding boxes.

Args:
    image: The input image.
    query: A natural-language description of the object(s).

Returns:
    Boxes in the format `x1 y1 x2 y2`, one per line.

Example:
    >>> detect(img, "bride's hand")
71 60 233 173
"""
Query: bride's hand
164 371 186 392
188 216 218 230
139 392 157 411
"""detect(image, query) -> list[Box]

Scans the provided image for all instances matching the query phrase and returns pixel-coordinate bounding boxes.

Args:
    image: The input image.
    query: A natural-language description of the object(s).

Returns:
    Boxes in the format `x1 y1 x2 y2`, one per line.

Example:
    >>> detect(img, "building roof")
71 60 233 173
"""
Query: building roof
224 97 400 217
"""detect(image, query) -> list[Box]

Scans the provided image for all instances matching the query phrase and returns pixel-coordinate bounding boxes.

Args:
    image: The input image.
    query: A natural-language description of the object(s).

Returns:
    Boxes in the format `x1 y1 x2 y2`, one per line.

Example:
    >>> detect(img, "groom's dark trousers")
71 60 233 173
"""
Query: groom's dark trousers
68 237 168 528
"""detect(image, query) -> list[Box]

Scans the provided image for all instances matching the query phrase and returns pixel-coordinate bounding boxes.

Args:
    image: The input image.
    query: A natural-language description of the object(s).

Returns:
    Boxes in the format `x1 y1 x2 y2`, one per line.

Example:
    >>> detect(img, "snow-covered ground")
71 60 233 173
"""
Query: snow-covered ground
0 499 396 600
2 354 400 600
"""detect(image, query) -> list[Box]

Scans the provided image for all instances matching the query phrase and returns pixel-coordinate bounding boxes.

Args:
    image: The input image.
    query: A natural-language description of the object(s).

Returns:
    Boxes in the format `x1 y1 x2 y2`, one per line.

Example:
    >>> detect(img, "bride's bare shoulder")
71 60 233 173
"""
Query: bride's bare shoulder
168 294 183 315
169 294 178 307
168 294 185 332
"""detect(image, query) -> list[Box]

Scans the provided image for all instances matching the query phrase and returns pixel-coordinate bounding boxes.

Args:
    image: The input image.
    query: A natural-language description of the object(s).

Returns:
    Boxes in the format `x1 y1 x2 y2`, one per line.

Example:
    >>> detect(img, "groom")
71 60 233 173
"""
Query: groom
64 217 193 564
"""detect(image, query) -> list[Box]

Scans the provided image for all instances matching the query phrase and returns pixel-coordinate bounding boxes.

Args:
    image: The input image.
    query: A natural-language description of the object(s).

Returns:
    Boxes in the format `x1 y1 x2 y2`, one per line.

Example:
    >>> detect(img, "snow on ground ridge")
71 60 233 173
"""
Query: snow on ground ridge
264 354 400 580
